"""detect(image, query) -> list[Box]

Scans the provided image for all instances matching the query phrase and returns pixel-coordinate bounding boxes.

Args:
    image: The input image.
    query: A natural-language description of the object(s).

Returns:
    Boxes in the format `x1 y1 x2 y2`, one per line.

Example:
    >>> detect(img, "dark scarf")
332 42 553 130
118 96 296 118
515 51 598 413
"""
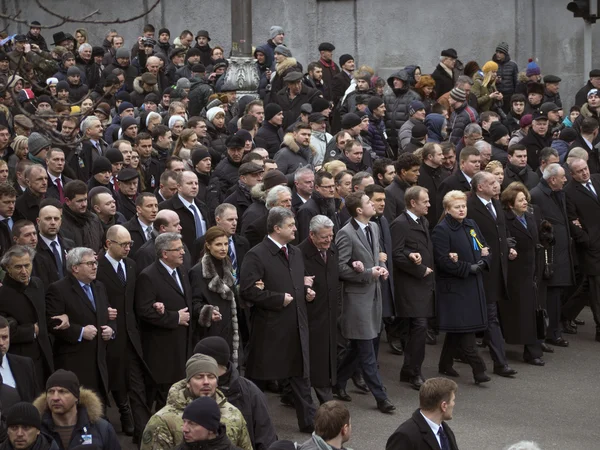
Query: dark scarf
312 190 336 218
201 253 239 365
237 180 252 200
63 205 101 250
506 163 528 178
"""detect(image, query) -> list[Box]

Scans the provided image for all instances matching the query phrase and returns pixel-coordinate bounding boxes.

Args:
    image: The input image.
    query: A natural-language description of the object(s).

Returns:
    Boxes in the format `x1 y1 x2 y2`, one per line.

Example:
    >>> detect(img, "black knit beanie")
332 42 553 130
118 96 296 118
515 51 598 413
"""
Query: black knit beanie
46 369 80 399
194 336 231 367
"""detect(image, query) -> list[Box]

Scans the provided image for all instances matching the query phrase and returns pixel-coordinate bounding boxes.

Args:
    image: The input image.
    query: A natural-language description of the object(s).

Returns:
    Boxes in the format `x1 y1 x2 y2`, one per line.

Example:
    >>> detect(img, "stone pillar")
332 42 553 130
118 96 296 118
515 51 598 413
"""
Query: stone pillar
226 0 259 98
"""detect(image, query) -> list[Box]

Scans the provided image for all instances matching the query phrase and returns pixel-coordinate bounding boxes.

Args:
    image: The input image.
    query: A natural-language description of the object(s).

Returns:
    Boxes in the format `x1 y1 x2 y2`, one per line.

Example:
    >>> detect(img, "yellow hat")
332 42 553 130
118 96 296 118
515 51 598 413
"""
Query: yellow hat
482 61 499 73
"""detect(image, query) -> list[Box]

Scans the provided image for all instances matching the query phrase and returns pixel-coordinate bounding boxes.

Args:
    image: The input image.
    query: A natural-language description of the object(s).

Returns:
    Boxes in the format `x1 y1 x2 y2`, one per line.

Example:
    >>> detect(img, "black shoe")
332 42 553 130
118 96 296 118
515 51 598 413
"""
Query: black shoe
525 357 545 366
299 424 314 434
545 337 569 347
493 365 517 377
595 332 600 343
438 367 460 377
540 342 554 353
332 387 352 402
351 373 370 392
389 339 404 355
266 380 280 393
426 330 437 345
407 375 425 390
280 395 295 407
377 399 396 413
120 412 134 436
561 320 577 334
473 372 491 384
573 318 585 326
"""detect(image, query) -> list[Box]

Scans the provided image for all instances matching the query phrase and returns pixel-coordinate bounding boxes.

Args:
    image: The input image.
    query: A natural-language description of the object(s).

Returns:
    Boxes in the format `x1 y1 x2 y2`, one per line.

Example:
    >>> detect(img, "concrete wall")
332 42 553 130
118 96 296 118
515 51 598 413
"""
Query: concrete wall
6 0 600 109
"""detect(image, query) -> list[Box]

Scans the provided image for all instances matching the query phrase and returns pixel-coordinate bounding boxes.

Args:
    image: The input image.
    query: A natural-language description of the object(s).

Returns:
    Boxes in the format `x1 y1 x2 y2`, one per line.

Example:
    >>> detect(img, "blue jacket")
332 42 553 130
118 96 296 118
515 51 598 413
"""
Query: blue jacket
367 108 389 157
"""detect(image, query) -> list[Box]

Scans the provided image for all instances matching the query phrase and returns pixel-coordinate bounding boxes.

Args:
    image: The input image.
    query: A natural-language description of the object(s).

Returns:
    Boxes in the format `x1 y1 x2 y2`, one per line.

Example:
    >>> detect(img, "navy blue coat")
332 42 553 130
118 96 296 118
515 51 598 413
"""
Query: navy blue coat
432 215 489 333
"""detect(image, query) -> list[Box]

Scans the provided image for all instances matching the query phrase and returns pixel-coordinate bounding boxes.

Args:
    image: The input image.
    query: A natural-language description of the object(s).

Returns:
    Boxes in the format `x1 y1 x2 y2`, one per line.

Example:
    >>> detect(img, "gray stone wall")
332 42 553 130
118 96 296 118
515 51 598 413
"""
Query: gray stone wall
6 0 600 109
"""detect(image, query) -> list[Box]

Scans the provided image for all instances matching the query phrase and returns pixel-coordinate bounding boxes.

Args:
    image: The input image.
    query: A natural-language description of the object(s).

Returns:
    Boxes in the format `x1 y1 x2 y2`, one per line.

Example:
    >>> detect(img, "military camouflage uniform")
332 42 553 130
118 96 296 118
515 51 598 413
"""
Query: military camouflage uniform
140 380 252 450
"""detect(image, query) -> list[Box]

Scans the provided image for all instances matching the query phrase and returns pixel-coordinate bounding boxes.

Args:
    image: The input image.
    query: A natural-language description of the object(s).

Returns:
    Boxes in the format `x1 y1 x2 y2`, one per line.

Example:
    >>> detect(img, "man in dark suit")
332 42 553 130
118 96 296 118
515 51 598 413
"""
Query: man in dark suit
135 232 193 410
13 165 47 223
45 148 72 203
97 225 151 442
383 153 420 223
568 117 599 174
296 171 339 243
116 168 139 221
331 54 354 107
292 167 314 213
158 171 211 252
391 187 435 390
0 316 39 402
564 158 600 342
46 246 115 404
224 162 264 233
386 377 459 450
0 183 16 258
243 185 292 248
0 246 54 390
298 215 339 403
240 207 315 432
123 192 158 258
438 145 481 202
33 205 75 289
468 172 518 377
418 143 449 230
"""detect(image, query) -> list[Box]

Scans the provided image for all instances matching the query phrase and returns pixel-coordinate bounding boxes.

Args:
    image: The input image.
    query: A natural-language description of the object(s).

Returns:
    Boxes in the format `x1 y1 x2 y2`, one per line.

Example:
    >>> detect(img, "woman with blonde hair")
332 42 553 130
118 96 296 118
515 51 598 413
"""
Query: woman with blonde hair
74 28 88 48
173 129 199 164
472 61 503 112
485 160 505 194
432 190 491 383
8 135 29 174
323 160 346 177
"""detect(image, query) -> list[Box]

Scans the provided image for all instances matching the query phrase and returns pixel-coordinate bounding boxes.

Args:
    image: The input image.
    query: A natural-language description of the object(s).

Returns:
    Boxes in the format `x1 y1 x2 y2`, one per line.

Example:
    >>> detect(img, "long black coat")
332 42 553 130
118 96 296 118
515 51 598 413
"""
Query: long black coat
466 196 509 304
390 212 435 318
386 409 459 450
503 210 541 345
331 71 351 106
123 216 151 258
530 180 575 287
13 189 41 223
255 122 283 158
96 255 149 391
240 238 309 380
32 235 75 289
564 174 600 275
383 177 411 222
372 214 396 318
432 216 489 333
272 84 321 131
116 191 137 221
296 194 339 243
135 261 193 385
5 353 39 402
46 275 112 398
417 163 449 230
45 174 72 202
431 64 455 99
0 276 54 382
298 238 338 387
158 194 212 252
0 219 10 258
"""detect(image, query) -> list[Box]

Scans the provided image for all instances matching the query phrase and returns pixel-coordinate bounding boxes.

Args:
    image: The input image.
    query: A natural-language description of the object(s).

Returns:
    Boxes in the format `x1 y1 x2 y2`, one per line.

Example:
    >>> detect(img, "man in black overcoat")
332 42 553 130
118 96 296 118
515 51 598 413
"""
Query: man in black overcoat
298 215 339 404
437 146 480 204
0 246 54 390
135 232 193 410
0 317 39 402
46 246 115 405
296 172 339 243
467 172 517 377
123 192 158 258
240 207 315 433
564 159 600 342
386 377 459 450
96 225 151 443
391 187 435 390
417 143 449 230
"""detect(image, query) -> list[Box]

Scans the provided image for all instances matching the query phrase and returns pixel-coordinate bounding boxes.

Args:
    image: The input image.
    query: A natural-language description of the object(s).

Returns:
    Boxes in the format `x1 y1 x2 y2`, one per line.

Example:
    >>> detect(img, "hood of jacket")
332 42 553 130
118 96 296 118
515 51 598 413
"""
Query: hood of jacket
580 102 599 118
425 113 446 141
403 65 421 86
282 132 316 156
33 388 104 424
254 44 273 69
386 70 409 90
133 76 160 94
276 57 298 75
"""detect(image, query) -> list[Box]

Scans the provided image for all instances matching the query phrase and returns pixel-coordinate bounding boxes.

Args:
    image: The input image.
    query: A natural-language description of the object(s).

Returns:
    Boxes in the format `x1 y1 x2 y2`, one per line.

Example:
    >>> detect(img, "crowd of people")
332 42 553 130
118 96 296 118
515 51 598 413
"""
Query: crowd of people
0 19 597 450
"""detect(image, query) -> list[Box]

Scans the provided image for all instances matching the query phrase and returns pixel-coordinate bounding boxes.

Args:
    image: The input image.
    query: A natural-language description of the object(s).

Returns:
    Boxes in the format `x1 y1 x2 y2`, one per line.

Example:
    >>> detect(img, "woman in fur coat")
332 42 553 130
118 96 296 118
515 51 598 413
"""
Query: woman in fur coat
189 226 240 365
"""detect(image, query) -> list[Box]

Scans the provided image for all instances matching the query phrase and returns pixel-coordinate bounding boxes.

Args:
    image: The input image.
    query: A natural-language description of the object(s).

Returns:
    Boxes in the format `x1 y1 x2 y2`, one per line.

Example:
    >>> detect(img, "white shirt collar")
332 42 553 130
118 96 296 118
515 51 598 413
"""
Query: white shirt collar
355 219 369 231
40 234 59 248
104 252 122 272
137 217 152 232
47 172 61 183
178 194 193 209
159 259 178 275
461 170 472 184
420 411 441 438
477 195 492 206
268 235 285 250
406 210 420 222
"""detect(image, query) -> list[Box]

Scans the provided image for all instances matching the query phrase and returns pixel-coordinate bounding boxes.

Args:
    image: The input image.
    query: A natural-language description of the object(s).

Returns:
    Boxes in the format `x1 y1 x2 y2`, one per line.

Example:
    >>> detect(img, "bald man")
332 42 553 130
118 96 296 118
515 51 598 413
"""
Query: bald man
96 225 151 441
133 209 192 274
33 205 75 289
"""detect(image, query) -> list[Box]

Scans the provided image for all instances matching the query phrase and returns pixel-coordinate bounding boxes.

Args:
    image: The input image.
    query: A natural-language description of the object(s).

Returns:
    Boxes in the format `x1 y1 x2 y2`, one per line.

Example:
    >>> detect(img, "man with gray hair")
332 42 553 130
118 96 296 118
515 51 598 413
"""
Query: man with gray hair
81 115 108 179
293 167 315 212
46 247 114 405
474 140 492 168
531 163 577 340
298 215 339 403
0 245 55 388
241 207 316 432
135 232 193 410
244 185 293 248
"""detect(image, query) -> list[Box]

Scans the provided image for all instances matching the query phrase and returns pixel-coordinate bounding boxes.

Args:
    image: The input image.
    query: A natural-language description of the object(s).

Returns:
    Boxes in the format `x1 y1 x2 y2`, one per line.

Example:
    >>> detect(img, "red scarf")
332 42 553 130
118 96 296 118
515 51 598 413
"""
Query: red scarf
319 58 338 72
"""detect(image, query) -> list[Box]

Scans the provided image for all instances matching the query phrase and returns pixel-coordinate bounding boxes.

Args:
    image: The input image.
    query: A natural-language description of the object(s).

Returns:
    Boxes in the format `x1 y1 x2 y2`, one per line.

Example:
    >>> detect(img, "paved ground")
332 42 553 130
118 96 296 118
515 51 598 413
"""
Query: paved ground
115 308 600 450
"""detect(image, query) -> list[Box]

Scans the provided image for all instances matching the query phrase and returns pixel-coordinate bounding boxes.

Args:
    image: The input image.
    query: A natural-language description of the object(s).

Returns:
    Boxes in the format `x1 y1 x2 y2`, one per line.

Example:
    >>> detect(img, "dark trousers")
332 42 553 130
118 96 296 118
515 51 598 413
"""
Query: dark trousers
588 275 600 332
547 287 564 340
523 342 543 360
336 338 387 402
439 332 487 375
384 317 408 344
401 317 428 376
562 277 589 322
313 386 333 405
483 302 508 368
146 383 171 411
288 376 316 430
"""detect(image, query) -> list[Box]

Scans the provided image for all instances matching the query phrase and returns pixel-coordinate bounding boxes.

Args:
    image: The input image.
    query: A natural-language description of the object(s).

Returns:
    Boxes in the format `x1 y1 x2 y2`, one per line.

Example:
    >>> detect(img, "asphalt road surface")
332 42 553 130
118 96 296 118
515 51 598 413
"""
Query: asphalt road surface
114 308 600 450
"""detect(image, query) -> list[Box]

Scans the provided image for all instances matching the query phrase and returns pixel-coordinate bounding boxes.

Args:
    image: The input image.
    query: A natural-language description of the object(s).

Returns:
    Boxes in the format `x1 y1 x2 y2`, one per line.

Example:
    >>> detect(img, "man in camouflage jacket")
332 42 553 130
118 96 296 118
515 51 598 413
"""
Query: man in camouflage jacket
140 354 252 450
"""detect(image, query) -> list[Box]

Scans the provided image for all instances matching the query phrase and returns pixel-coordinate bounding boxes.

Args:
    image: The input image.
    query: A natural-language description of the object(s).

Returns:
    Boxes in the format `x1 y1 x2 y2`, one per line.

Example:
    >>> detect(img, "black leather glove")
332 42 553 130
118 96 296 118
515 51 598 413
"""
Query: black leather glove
469 264 482 274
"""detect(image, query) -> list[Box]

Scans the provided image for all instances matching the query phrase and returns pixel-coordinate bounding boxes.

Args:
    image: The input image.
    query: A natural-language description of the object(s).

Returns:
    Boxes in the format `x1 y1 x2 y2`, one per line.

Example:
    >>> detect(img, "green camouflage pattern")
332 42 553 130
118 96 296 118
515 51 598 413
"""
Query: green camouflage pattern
140 380 252 450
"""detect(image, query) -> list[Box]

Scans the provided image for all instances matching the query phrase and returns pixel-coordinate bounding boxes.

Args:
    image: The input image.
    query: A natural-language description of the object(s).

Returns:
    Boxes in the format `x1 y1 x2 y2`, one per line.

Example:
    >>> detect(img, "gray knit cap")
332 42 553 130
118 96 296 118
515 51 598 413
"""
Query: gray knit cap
274 45 291 58
270 26 284 39
28 132 51 156
186 354 219 382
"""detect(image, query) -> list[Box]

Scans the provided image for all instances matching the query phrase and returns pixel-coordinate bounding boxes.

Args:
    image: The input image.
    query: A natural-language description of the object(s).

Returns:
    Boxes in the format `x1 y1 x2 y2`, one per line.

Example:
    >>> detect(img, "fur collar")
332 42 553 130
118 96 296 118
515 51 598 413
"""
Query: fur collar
251 183 267 201
33 388 104 424
276 57 298 75
282 132 317 155
133 76 160 95
439 62 454 78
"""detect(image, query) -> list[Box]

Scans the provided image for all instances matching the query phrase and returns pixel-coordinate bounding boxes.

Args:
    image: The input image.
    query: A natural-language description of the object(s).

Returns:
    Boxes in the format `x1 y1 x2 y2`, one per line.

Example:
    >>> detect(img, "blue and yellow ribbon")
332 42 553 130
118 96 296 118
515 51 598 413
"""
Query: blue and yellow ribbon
470 229 484 250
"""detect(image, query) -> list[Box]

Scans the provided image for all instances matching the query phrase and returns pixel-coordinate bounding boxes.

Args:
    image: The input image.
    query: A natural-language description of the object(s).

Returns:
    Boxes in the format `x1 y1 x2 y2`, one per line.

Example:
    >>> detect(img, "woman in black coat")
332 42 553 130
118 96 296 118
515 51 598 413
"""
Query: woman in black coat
432 190 491 384
501 182 546 365
189 227 240 366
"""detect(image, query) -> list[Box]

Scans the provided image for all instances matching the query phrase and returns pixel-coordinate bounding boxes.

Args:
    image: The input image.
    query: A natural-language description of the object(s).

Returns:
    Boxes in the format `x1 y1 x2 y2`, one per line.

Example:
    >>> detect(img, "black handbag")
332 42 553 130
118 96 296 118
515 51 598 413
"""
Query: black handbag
536 307 549 340
543 247 554 280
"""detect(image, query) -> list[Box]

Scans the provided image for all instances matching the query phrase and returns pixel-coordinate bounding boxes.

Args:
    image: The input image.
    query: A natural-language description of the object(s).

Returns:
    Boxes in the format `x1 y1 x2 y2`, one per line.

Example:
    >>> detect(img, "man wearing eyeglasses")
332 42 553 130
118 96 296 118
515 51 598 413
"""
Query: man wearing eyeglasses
97 225 151 445
46 246 116 407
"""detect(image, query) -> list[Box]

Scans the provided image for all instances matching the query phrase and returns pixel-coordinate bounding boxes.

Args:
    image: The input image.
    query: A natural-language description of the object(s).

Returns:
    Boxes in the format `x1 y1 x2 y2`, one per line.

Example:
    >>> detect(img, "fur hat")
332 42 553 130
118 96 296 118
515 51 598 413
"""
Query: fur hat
526 59 541 77
92 46 104 57
105 148 124 164
311 97 330 113
527 82 545 96
441 48 458 59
